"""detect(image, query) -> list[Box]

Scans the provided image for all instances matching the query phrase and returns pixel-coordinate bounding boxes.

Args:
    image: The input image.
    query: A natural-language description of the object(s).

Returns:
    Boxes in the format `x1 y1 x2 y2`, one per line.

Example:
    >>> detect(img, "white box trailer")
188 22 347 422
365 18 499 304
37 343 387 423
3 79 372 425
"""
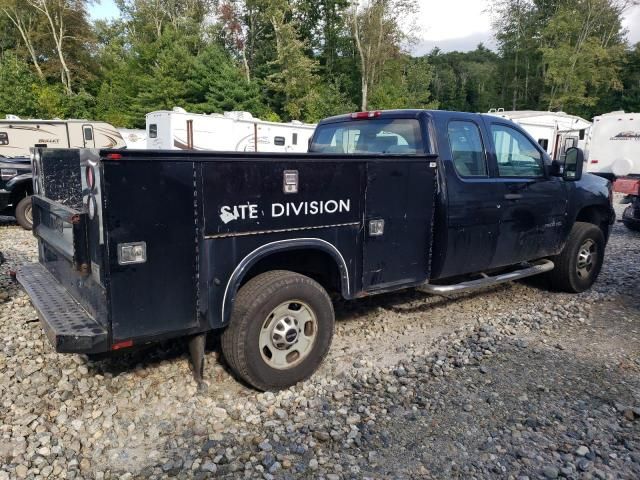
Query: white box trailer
584 111 640 178
0 115 125 158
487 110 591 161
146 108 316 153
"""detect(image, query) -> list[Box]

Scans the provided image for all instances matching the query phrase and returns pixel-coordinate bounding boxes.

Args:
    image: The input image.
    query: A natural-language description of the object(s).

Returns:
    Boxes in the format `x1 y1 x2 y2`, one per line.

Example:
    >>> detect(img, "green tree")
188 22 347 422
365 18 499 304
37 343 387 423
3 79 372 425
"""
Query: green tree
540 0 625 111
0 52 38 117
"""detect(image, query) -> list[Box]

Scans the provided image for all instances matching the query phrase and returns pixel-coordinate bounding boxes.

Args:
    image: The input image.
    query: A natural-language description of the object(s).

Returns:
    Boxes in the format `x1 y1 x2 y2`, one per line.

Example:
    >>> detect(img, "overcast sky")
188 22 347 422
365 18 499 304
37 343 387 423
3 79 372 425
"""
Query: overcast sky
91 0 640 54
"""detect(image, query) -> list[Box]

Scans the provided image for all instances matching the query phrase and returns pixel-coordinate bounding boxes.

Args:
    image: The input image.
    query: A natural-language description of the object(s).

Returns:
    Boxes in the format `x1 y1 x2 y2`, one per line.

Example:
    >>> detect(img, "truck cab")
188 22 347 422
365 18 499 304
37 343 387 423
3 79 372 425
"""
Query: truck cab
310 110 614 284
17 109 614 391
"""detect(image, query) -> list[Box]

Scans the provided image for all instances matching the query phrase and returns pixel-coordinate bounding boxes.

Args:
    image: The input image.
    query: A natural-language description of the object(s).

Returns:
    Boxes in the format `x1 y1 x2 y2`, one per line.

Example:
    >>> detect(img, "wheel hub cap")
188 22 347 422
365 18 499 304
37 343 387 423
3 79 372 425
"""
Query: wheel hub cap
259 301 317 370
576 239 597 279
272 316 299 349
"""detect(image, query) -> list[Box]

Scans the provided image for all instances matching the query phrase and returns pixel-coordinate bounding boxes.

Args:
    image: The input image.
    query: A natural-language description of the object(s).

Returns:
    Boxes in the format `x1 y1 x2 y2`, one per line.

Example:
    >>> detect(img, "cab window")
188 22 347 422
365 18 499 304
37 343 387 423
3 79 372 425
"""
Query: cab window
310 119 423 155
491 124 544 177
447 121 487 177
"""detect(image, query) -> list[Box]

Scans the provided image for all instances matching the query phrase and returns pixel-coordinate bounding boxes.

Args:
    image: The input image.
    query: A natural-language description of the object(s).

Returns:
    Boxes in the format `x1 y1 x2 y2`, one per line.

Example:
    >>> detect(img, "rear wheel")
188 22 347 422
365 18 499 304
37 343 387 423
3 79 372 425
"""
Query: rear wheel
548 222 605 293
15 195 33 230
221 270 334 391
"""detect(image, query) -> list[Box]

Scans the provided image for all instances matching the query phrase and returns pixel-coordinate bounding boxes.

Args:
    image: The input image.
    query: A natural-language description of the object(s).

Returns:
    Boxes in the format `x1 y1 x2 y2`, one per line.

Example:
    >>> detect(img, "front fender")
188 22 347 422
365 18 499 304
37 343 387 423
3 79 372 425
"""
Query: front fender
6 172 33 192
220 238 351 326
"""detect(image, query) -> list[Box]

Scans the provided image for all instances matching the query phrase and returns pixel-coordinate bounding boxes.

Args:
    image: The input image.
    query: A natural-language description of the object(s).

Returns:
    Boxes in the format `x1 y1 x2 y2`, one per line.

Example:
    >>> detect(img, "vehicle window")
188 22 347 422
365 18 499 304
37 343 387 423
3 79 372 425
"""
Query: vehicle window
538 138 549 150
0 132 8 145
83 127 93 141
149 124 157 138
310 119 423 155
292 133 298 145
447 121 487 177
491 124 544 177
274 136 285 146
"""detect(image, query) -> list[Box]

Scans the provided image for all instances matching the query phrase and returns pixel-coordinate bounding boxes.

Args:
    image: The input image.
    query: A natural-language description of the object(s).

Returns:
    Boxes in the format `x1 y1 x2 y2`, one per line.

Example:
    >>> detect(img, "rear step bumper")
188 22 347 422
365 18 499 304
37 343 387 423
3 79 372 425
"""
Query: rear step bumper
16 263 108 353
419 259 555 296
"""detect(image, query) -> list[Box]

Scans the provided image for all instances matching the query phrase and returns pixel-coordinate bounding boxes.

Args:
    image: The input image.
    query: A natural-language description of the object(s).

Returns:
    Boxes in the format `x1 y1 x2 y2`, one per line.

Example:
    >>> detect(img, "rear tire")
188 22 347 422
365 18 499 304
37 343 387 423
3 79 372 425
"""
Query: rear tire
221 270 334 391
548 222 605 293
15 195 33 230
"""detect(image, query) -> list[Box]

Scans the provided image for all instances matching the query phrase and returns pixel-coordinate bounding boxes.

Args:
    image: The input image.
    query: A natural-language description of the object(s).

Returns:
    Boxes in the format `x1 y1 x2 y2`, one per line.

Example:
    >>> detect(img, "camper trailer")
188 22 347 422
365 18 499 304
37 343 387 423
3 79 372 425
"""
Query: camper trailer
118 128 147 149
487 110 591 161
584 111 640 179
585 111 640 231
0 116 126 158
146 108 316 153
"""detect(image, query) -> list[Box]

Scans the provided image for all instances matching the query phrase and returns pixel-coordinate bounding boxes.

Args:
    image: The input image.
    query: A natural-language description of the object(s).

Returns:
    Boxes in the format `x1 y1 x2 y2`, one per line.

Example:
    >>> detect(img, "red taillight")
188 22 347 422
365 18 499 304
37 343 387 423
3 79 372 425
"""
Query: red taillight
590 159 599 164
106 153 122 160
85 165 95 190
350 111 382 119
614 178 640 195
112 339 133 351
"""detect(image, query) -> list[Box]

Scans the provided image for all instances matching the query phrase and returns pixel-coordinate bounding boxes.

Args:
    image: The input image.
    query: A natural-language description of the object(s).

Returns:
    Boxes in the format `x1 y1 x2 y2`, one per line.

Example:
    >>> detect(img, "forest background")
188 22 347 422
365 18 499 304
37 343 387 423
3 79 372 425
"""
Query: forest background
1 0 639 127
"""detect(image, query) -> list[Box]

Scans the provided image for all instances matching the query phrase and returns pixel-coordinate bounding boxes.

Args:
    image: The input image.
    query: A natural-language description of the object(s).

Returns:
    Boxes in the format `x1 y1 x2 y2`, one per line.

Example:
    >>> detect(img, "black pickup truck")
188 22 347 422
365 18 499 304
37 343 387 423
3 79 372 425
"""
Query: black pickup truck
17 109 614 391
0 156 33 229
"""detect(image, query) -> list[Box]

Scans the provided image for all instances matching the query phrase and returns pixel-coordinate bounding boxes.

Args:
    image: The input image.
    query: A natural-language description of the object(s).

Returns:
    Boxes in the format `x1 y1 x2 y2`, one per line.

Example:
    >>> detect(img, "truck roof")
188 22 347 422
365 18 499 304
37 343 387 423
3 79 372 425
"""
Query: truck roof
317 109 497 125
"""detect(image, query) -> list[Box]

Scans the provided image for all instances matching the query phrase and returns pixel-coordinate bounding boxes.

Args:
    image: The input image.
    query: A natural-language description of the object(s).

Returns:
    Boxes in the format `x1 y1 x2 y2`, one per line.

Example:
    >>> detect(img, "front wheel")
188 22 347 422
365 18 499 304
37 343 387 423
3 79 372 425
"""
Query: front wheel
221 270 335 391
15 195 33 230
548 222 605 293
622 205 640 232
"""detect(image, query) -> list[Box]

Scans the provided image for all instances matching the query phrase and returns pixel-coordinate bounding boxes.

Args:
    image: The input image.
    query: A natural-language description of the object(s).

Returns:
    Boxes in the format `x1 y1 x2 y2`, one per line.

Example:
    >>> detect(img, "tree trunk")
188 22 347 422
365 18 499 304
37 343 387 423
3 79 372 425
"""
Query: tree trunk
2 8 44 79
352 5 368 111
30 0 72 94
241 47 250 83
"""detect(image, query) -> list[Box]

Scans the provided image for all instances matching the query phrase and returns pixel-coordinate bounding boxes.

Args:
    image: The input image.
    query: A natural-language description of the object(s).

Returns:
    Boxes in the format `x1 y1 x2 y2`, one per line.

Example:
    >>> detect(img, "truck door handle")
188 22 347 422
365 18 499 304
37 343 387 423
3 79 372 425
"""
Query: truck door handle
504 193 523 200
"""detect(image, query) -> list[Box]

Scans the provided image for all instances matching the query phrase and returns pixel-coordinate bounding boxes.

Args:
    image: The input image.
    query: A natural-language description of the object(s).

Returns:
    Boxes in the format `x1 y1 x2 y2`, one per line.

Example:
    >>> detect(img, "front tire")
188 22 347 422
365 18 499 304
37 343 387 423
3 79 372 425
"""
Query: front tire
15 195 33 230
548 222 605 293
221 270 335 391
622 205 640 232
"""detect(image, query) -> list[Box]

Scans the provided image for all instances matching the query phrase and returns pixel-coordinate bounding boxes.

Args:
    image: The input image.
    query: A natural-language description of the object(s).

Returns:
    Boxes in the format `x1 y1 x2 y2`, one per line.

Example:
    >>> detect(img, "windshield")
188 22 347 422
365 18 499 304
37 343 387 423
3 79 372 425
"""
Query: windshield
310 118 424 155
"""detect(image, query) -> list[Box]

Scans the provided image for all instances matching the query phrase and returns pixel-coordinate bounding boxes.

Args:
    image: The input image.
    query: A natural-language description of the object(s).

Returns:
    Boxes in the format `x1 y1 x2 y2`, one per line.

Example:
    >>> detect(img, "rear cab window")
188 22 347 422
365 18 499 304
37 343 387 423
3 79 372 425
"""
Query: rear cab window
310 118 424 155
447 121 487 177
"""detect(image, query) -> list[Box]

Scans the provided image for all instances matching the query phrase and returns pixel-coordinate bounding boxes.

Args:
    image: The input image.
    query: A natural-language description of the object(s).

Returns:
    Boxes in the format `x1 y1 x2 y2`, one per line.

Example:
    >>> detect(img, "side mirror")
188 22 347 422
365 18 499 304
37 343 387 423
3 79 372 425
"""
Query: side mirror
564 147 584 182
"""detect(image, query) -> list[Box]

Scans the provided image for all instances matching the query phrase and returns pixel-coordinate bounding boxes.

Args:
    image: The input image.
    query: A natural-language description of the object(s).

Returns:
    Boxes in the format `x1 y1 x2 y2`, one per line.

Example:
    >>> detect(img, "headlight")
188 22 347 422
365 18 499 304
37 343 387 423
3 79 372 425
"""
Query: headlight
0 168 18 180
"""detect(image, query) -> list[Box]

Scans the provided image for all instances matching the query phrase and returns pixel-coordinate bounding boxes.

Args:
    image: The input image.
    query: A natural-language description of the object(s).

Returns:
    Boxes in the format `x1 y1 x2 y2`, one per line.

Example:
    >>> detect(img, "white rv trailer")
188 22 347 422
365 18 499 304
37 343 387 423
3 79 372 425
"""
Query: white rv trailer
146 108 316 153
584 111 640 178
118 128 148 149
0 115 125 158
487 109 591 161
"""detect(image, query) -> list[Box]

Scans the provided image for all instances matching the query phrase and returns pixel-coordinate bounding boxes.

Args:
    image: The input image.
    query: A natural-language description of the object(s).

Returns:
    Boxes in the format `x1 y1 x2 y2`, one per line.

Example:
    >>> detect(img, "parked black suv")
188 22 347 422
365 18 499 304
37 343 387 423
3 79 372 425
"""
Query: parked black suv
0 156 33 229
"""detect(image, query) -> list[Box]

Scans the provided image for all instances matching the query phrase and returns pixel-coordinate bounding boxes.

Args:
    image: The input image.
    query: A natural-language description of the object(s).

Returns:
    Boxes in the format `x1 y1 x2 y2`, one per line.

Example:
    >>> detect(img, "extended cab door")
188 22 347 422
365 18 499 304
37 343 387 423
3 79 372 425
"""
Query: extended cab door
433 116 502 279
360 116 437 290
483 120 567 268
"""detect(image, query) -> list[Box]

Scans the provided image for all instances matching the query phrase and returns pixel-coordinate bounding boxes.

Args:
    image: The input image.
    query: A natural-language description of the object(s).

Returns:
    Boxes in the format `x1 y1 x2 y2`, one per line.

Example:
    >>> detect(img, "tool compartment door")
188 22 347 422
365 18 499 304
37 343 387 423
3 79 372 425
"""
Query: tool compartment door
362 159 437 290
104 160 199 341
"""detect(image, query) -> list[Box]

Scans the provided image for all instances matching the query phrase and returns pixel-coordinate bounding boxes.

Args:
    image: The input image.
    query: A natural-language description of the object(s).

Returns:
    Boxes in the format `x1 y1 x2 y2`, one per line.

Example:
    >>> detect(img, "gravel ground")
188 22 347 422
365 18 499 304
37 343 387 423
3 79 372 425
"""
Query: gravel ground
0 199 639 480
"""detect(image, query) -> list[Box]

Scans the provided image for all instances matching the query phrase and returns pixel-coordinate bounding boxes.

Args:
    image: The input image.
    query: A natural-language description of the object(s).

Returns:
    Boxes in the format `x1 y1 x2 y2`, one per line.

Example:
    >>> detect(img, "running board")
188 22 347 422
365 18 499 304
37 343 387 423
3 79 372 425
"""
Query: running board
418 259 555 296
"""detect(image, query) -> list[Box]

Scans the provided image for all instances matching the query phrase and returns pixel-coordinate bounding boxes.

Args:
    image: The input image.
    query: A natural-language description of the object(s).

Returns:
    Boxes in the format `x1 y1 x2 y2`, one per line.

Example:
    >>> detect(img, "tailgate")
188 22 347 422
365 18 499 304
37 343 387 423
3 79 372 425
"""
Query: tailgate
27 149 109 335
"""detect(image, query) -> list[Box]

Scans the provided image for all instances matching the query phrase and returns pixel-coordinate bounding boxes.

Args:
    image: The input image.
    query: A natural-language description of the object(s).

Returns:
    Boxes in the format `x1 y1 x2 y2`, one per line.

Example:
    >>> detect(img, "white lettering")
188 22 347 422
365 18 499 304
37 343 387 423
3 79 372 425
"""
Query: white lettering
221 199 351 223
291 203 304 216
272 203 285 217
324 200 338 213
